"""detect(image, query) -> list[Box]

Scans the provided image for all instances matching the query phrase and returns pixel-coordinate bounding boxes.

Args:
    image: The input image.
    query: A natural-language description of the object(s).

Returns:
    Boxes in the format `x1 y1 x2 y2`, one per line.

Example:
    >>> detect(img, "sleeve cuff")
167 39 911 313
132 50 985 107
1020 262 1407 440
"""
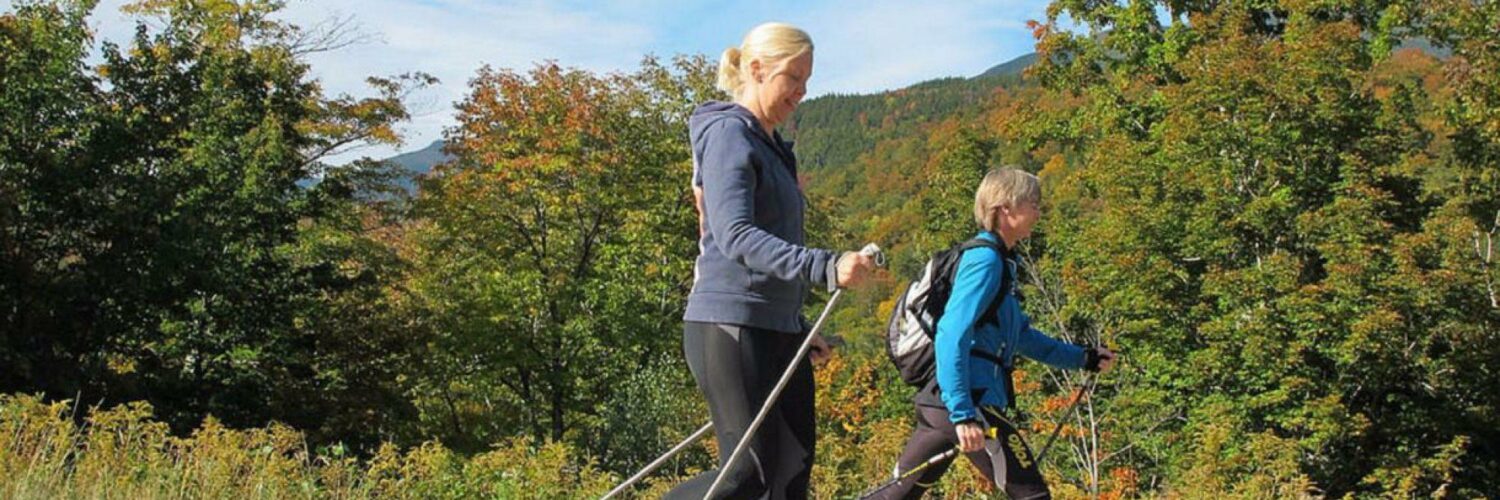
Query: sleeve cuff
1082 347 1102 372
948 409 978 424
825 251 847 293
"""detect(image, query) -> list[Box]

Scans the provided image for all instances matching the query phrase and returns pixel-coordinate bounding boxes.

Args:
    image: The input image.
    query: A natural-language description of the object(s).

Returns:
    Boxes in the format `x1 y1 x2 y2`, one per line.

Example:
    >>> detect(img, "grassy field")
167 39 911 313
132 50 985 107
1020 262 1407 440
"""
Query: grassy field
0 394 681 499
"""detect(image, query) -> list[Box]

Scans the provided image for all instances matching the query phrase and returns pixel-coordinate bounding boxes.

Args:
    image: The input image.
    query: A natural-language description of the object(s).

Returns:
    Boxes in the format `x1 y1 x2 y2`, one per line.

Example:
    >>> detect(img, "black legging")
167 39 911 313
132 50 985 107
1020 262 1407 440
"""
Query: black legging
867 405 1050 500
665 322 816 500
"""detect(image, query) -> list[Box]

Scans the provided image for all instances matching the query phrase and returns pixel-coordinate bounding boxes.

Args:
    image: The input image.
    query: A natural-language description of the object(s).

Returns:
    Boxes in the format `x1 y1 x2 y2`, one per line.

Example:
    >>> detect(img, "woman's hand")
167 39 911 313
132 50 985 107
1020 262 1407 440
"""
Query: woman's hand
808 334 834 364
836 252 877 288
955 421 985 453
1096 347 1117 373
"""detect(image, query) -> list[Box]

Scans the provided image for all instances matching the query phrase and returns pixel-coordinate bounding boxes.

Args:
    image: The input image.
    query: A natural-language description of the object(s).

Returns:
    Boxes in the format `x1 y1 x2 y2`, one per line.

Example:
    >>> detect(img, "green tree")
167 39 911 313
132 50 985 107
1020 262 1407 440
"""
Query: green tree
1 0 432 448
404 57 720 471
1004 0 1500 495
0 0 103 398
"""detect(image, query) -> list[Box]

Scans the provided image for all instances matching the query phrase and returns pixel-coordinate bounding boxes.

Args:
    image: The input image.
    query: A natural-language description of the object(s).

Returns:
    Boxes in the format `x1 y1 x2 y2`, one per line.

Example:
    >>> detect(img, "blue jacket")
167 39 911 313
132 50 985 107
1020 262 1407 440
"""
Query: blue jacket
683 101 840 333
932 232 1086 423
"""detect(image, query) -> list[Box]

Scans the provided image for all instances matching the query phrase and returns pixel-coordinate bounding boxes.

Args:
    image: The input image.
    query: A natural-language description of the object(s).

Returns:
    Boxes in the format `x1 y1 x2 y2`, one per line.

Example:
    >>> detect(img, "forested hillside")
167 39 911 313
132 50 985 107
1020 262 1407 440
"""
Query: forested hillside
787 54 1030 173
3 0 1497 498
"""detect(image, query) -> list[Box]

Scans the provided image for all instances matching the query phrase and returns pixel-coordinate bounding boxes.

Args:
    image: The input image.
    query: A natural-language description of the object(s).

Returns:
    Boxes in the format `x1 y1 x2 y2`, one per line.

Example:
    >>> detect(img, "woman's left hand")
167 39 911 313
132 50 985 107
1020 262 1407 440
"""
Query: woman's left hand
1096 347 1117 373
809 334 834 364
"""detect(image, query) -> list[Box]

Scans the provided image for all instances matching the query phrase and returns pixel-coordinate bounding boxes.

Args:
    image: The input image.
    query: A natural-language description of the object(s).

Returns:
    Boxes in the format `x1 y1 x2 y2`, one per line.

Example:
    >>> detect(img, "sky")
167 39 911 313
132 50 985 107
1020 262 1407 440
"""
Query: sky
5 0 1052 163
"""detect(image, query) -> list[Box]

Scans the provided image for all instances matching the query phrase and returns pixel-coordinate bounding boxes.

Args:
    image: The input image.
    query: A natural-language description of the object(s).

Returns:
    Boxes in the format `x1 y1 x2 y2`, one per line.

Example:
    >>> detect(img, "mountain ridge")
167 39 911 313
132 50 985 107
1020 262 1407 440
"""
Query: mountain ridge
375 54 1042 178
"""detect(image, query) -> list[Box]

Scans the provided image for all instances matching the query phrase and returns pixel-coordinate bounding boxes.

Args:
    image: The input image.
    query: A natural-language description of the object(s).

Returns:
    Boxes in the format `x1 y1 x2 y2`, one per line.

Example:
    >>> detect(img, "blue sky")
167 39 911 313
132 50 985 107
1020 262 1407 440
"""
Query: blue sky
6 0 1052 162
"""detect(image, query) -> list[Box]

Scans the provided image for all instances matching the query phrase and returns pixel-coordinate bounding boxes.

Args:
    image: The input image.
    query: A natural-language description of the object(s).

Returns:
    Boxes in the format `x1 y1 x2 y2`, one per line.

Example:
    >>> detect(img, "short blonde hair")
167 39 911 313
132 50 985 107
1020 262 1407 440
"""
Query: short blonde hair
974 167 1041 231
717 22 813 95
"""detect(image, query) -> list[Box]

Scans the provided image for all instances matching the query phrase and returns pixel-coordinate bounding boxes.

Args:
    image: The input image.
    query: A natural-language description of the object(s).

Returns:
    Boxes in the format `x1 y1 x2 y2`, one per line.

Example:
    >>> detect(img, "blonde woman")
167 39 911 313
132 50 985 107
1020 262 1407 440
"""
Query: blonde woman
671 22 876 499
870 168 1116 500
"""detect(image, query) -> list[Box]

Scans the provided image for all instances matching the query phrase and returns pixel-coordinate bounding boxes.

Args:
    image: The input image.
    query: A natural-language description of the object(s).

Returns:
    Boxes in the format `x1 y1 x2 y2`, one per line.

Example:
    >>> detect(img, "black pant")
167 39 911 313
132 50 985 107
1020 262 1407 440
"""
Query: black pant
665 322 816 500
868 405 1050 500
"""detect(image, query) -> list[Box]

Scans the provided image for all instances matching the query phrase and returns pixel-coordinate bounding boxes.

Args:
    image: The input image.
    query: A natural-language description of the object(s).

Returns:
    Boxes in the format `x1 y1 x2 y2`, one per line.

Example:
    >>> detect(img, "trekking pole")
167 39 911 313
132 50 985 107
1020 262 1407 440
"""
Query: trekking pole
857 424 1005 499
858 446 959 499
864 417 1014 495
858 375 1096 499
1034 373 1096 463
702 244 883 500
600 422 713 500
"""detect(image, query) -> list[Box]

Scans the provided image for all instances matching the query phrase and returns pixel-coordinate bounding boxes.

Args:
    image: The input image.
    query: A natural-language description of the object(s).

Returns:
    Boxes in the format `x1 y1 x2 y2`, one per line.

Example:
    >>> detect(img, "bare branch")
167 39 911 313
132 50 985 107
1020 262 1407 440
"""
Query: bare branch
289 13 381 56
1099 413 1180 465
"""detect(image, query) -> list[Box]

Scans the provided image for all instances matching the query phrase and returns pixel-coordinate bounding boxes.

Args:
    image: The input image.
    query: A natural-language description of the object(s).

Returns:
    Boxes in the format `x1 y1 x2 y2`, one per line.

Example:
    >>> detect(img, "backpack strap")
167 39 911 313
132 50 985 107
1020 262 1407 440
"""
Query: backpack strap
959 235 1021 410
956 236 1013 327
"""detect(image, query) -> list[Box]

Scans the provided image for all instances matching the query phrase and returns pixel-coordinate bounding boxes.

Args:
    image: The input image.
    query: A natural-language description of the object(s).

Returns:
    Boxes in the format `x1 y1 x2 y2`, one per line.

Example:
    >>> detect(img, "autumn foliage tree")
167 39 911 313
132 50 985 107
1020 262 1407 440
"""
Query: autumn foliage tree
402 57 722 471
991 0 1500 496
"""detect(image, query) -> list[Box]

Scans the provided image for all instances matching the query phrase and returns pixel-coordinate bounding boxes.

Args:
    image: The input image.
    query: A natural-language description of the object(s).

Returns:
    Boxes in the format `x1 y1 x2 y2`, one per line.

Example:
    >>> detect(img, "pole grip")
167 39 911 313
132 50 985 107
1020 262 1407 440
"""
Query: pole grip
860 243 885 267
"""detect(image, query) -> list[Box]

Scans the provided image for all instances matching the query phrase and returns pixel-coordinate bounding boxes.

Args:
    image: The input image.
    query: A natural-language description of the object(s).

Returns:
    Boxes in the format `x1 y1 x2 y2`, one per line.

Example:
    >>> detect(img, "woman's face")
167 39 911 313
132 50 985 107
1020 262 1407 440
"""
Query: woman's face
997 199 1041 241
751 51 812 128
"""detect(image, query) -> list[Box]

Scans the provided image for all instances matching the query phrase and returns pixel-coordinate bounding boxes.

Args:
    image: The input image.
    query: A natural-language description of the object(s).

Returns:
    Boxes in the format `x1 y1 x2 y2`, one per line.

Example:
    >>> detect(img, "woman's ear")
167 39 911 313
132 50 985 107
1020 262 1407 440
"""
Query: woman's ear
749 58 764 84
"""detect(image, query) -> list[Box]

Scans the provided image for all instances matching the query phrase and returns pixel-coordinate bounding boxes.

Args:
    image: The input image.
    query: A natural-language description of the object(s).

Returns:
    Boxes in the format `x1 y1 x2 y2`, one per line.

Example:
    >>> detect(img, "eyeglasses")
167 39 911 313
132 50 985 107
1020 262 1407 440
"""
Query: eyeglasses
991 200 1041 212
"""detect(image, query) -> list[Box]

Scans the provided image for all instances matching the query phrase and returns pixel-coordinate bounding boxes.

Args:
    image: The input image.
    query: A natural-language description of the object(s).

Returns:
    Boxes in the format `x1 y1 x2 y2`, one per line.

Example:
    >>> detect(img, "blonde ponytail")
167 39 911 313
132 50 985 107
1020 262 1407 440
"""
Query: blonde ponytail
717 47 744 94
716 22 813 95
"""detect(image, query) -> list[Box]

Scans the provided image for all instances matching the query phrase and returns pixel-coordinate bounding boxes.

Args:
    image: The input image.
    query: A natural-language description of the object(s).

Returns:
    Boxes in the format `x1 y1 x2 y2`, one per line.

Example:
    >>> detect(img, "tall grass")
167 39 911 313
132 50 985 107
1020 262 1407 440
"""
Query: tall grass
3 348 1159 499
0 394 634 499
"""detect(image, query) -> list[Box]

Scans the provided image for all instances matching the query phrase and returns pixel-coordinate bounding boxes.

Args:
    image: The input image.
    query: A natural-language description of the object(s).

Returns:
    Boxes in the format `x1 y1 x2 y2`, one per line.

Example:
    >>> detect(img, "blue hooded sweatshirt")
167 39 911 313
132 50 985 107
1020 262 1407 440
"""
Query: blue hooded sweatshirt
684 101 841 334
927 231 1088 424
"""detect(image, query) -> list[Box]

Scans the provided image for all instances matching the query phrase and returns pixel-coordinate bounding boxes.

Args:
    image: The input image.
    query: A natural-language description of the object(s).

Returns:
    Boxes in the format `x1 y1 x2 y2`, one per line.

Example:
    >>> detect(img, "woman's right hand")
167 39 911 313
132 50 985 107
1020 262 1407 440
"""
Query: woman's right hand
836 252 877 288
955 421 985 453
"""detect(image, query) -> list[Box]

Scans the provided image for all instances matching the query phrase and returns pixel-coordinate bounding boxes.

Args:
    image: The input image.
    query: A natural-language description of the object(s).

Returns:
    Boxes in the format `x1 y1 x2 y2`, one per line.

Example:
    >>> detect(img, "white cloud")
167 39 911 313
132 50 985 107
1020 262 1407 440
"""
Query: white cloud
4 0 1050 162
284 0 657 162
13 0 657 163
795 0 1046 95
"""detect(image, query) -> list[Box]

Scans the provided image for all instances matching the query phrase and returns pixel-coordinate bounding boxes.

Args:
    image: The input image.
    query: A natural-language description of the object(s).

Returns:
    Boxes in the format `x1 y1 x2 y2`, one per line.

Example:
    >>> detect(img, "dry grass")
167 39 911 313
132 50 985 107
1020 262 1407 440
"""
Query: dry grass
0 394 619 499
